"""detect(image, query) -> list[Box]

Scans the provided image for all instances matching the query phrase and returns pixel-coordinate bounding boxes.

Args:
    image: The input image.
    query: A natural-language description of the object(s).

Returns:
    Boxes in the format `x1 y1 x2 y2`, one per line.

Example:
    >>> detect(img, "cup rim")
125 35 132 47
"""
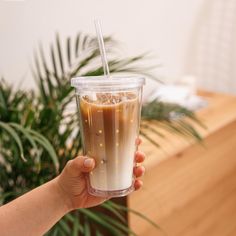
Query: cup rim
71 75 145 91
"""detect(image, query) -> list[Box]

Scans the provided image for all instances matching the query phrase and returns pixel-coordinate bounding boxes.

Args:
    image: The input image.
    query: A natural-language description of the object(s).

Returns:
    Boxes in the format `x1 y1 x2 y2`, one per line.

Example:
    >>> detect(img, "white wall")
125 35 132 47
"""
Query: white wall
0 0 205 90
186 0 236 94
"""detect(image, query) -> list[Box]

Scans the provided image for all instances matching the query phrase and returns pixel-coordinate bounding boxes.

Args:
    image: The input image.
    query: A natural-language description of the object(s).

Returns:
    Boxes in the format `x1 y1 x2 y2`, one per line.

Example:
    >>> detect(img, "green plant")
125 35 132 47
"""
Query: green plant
0 32 203 235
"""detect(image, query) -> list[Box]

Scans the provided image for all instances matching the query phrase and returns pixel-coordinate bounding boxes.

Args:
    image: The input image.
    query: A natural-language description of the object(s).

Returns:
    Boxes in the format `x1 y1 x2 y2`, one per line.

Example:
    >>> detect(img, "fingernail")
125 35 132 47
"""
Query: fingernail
84 158 94 168
140 166 145 175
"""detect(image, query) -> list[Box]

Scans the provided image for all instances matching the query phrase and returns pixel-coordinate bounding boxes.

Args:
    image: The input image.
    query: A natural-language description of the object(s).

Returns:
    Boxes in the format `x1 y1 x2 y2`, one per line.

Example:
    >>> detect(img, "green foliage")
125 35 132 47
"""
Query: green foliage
0 32 203 235
141 101 205 146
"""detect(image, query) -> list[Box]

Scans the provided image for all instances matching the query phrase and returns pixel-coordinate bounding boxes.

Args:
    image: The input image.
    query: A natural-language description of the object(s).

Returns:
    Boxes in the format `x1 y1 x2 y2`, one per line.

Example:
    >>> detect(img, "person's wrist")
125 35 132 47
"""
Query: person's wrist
51 177 73 213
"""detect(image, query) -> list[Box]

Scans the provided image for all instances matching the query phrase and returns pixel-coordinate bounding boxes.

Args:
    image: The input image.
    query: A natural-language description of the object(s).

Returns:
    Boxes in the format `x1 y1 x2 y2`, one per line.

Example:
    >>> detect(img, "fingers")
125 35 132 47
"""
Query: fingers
134 179 143 190
65 156 95 177
133 165 145 178
133 165 145 191
135 138 142 146
135 151 146 163
134 143 145 191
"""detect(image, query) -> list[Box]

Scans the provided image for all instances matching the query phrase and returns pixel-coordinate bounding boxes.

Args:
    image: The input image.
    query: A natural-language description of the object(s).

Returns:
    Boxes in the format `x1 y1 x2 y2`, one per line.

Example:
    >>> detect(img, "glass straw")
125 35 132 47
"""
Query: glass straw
94 19 110 77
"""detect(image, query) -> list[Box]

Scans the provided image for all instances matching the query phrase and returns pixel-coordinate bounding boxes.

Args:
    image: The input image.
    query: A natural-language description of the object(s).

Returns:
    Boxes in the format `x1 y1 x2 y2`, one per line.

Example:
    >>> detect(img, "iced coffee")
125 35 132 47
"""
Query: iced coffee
71 76 145 197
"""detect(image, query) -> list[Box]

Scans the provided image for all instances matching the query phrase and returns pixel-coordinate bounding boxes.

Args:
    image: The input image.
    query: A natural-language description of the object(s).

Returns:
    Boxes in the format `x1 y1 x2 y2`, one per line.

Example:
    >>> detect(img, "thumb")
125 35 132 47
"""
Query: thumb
65 156 95 177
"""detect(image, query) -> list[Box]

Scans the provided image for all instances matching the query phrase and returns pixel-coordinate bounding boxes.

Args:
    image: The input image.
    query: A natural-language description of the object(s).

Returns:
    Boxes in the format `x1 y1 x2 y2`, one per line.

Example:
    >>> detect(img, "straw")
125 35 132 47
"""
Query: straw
94 19 110 77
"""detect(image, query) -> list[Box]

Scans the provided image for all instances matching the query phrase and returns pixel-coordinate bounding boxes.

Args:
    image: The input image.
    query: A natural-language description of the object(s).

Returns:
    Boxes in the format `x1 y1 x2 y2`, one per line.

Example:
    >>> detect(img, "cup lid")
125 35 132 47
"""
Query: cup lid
71 76 145 91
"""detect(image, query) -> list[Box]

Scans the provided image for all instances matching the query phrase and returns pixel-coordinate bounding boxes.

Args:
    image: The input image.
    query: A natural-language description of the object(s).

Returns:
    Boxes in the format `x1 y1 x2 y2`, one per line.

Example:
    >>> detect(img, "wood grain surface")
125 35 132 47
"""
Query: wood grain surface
128 91 236 236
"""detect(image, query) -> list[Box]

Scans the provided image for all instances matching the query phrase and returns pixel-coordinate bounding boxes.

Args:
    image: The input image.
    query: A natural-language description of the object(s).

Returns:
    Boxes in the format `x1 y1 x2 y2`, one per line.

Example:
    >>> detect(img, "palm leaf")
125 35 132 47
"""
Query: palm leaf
95 229 103 236
26 129 59 172
141 123 166 138
108 201 165 235
58 228 67 236
75 32 81 57
0 121 26 161
32 53 48 104
56 33 64 75
67 37 72 67
50 44 60 86
72 212 81 236
0 81 7 112
95 212 137 236
102 202 127 224
58 218 71 235
9 123 41 164
84 216 91 236
79 209 123 236
63 212 84 235
140 130 161 147
39 44 54 97
52 228 59 236
141 101 204 142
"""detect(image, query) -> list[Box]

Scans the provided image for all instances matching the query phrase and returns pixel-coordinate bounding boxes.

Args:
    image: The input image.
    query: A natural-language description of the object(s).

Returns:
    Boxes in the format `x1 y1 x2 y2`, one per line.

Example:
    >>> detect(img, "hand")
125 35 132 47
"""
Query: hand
55 139 145 211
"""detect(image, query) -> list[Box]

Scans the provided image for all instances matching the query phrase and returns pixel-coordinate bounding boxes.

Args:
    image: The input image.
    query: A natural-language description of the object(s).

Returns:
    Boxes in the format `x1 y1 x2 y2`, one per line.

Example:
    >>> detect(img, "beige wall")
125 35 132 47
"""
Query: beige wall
4 0 236 95
0 0 203 88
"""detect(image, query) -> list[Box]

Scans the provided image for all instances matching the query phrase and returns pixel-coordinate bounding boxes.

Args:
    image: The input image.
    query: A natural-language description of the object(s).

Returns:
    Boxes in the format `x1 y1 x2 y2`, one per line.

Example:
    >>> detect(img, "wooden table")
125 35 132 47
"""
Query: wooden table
128 91 236 236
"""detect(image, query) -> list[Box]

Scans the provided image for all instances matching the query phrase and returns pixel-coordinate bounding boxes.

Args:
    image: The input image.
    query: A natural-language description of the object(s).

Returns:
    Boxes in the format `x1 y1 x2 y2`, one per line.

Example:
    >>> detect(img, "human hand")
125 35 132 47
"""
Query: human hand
55 139 145 212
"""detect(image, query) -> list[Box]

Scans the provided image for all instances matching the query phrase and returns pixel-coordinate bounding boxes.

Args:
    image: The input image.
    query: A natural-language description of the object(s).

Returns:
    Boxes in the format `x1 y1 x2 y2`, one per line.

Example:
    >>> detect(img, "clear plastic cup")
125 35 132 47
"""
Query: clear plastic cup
71 76 145 197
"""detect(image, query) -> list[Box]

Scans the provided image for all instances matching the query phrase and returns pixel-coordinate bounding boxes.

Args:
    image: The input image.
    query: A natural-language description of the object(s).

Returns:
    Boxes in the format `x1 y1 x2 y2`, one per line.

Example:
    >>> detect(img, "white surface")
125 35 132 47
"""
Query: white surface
148 84 207 111
0 0 204 90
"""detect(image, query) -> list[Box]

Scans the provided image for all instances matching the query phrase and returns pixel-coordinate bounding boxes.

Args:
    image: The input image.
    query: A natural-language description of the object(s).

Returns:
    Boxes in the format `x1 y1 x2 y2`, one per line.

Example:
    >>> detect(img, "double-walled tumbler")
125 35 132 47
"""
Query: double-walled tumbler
71 76 145 197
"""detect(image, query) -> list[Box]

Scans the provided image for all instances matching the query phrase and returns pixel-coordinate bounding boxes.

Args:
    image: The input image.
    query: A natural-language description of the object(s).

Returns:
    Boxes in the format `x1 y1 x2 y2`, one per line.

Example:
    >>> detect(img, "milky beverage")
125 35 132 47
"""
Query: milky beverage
79 92 139 193
71 76 145 197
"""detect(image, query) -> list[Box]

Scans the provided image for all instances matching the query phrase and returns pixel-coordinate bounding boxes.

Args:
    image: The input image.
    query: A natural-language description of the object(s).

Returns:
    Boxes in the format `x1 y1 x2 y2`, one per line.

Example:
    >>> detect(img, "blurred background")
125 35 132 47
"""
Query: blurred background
2 0 236 95
1 1 236 236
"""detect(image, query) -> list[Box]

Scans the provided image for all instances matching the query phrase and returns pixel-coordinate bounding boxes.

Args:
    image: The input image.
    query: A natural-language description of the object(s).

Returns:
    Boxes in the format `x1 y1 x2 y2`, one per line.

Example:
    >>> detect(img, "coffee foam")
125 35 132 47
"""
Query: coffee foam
82 92 137 106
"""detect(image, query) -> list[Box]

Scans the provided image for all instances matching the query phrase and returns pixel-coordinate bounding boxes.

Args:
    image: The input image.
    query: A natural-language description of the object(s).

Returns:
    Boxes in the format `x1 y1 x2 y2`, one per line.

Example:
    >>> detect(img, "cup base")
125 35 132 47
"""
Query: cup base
88 185 134 198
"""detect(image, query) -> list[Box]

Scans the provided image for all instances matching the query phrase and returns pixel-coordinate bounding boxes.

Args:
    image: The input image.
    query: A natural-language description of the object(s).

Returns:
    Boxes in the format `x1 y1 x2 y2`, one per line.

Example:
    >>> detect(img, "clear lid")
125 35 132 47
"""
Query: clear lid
71 76 145 91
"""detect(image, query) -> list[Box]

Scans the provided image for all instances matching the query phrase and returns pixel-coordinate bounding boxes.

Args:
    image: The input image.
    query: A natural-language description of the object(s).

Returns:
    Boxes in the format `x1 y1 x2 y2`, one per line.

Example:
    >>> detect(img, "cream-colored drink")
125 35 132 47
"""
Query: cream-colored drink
71 76 145 197
79 92 138 191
